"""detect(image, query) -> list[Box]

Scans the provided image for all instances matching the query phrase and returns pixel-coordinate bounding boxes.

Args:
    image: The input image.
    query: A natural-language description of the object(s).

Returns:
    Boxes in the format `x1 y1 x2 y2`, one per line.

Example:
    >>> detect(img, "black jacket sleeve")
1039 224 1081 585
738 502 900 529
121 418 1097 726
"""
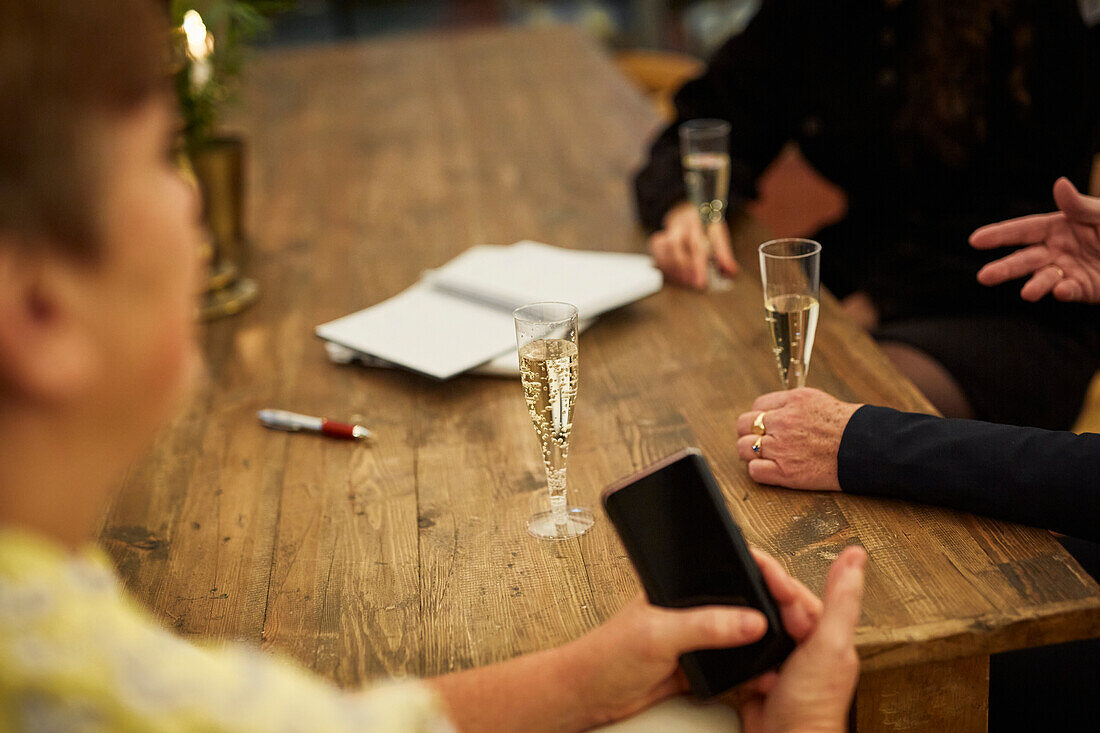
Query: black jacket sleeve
632 0 796 231
838 405 1100 542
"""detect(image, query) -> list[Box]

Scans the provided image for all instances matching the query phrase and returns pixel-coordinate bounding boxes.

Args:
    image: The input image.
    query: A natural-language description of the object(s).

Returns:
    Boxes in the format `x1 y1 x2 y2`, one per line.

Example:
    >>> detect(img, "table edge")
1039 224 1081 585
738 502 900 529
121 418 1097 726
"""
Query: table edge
855 595 1100 671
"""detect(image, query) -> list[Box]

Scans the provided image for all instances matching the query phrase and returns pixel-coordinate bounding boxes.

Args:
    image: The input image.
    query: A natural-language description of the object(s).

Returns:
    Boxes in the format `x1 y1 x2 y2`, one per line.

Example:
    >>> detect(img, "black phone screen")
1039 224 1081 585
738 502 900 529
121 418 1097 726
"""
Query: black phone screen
606 454 758 606
603 450 794 697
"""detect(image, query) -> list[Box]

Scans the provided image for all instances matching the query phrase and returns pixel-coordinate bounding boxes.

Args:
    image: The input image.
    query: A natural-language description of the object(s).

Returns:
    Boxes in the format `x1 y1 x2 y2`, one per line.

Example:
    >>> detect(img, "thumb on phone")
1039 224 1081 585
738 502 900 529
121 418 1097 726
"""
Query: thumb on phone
807 545 866 656
656 604 769 655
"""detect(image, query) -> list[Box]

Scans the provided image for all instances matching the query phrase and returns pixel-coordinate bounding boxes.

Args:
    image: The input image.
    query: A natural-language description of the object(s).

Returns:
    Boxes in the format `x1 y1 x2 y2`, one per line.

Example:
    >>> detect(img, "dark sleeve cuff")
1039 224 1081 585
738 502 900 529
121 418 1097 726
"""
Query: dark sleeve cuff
633 138 689 232
837 405 912 498
837 405 1100 542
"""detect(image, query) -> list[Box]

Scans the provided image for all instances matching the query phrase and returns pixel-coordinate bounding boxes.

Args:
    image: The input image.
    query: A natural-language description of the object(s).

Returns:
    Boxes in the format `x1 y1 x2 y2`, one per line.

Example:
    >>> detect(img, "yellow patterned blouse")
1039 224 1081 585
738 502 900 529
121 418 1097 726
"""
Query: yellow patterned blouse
0 529 453 732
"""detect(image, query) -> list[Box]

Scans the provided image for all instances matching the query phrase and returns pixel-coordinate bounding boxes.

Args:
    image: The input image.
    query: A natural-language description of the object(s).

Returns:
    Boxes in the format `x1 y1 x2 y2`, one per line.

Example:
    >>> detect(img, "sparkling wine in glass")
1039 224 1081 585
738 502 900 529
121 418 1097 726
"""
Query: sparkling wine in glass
513 302 595 540
680 118 733 291
758 239 822 389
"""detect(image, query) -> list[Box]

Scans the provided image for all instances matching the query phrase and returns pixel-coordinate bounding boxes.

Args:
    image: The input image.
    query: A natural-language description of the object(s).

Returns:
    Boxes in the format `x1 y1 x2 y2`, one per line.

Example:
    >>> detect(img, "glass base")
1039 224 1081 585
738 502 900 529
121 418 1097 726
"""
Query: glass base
526 507 595 540
200 277 259 321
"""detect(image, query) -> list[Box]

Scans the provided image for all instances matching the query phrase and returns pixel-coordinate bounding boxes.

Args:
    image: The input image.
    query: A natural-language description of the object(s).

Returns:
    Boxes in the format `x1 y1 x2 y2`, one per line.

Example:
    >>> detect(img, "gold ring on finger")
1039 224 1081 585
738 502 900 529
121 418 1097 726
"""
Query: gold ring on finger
752 411 767 436
752 436 763 456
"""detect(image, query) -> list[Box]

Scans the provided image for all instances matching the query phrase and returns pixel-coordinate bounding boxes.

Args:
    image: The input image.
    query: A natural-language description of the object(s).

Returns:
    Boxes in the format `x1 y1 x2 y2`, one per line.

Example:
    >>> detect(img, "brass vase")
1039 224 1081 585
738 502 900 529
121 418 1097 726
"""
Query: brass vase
192 136 259 320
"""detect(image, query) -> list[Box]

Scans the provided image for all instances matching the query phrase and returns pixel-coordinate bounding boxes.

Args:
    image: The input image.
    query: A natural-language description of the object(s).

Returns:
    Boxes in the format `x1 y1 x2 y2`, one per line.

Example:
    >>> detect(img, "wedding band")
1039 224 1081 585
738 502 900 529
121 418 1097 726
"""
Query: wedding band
752 436 763 455
1046 264 1066 279
752 411 767 436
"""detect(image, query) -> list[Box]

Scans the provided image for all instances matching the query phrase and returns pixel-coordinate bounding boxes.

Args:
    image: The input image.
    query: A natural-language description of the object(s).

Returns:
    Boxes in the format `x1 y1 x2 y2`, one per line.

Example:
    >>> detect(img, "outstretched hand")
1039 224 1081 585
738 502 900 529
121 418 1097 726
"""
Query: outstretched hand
970 177 1100 303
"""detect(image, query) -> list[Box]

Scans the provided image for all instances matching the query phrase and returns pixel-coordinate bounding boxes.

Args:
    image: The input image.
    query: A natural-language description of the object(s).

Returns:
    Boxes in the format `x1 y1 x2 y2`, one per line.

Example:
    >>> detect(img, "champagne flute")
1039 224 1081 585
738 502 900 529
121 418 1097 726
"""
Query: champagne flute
758 239 822 389
513 302 595 540
679 118 733 291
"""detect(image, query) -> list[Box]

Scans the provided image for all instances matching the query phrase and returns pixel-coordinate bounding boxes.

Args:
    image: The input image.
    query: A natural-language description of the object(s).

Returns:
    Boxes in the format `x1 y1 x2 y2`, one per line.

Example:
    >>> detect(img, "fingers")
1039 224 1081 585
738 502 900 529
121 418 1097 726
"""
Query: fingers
709 221 740 276
648 232 675 278
969 212 1057 249
649 229 690 286
752 550 822 616
647 211 746 288
735 410 761 436
739 389 823 433
750 549 799 603
648 226 708 289
683 226 710 290
747 458 784 486
751 391 791 412
1019 264 1064 302
736 433 772 461
668 228 694 286
1053 177 1100 225
976 245 1052 286
810 546 866 652
744 671 779 697
751 548 822 641
1052 278 1084 302
661 605 768 654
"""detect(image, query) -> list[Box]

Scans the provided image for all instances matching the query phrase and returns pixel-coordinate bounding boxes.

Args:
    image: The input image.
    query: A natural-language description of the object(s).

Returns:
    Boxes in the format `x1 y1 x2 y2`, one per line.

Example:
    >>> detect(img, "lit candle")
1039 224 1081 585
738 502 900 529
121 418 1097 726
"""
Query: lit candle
182 9 214 92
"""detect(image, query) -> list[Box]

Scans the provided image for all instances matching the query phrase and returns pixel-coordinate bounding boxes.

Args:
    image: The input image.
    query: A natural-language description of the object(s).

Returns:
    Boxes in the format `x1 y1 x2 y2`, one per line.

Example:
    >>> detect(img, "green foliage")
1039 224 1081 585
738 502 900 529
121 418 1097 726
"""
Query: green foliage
171 1 289 152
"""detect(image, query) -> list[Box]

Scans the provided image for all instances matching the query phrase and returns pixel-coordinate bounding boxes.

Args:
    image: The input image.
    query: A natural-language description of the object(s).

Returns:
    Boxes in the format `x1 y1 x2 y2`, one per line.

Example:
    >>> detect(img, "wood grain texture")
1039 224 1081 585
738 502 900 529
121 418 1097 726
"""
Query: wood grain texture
856 655 989 732
98 25 1100 727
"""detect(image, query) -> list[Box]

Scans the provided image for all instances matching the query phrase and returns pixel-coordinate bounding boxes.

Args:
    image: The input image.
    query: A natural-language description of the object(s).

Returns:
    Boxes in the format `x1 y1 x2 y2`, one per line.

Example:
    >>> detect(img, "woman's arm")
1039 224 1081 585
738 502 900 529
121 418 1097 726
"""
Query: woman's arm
633 0 797 288
427 597 770 732
633 0 795 231
430 548 866 733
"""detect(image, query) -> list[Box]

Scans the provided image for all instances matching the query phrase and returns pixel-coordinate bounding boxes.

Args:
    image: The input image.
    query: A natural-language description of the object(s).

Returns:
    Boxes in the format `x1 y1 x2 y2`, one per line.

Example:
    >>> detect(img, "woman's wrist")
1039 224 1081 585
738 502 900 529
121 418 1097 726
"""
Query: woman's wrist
549 634 618 730
426 638 610 733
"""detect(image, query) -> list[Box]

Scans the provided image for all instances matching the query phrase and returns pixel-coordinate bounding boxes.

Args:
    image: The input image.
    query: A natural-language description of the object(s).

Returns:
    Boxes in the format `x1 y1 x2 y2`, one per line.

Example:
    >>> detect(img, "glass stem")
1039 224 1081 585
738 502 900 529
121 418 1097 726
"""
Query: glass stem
546 465 568 528
702 217 732 291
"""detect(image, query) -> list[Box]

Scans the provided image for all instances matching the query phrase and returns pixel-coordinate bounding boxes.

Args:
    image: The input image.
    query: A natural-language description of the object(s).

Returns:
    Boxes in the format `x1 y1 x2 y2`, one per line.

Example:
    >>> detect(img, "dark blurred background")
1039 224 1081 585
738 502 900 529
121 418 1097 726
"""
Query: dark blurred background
260 0 761 55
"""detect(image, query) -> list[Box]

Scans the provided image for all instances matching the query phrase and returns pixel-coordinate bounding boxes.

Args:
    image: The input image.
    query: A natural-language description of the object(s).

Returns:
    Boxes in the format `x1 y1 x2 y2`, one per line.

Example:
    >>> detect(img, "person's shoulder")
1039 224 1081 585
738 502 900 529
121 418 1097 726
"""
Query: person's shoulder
0 528 74 582
0 530 136 727
0 528 123 648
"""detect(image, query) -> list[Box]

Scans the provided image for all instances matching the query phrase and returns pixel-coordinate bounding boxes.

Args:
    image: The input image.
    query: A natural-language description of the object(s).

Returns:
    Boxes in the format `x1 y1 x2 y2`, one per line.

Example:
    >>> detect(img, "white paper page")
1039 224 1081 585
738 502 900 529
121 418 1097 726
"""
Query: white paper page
425 241 662 318
324 318 596 378
315 283 516 381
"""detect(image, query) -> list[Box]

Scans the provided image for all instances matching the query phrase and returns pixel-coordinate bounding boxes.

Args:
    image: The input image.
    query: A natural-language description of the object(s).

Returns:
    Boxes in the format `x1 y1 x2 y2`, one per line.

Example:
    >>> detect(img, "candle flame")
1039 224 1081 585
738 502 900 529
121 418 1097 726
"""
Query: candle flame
182 9 213 61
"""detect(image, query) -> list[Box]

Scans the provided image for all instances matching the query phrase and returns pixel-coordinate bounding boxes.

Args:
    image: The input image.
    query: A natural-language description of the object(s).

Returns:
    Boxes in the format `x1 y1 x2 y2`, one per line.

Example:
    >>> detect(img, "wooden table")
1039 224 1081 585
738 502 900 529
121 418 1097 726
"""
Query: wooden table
100 26 1100 731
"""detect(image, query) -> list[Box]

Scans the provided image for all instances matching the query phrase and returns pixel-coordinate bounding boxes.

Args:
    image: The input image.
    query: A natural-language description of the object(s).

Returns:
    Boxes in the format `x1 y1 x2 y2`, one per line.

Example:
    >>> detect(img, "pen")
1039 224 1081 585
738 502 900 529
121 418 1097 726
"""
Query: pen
257 409 373 440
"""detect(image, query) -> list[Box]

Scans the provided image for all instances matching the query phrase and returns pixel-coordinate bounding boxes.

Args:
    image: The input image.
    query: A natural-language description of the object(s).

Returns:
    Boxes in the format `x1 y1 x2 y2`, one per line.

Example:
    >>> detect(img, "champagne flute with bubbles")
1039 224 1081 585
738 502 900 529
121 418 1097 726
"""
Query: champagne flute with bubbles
758 239 822 389
680 118 733 291
513 302 594 540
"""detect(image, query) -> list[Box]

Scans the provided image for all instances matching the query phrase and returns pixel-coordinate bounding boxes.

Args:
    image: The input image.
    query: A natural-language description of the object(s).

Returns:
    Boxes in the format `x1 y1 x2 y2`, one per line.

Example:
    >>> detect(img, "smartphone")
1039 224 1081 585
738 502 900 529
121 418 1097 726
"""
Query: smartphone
601 448 795 699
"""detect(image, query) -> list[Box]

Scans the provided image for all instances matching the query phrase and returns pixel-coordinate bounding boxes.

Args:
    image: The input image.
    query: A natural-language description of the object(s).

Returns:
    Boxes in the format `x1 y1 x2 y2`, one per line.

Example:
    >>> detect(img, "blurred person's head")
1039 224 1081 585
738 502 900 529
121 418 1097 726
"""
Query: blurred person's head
0 0 202 532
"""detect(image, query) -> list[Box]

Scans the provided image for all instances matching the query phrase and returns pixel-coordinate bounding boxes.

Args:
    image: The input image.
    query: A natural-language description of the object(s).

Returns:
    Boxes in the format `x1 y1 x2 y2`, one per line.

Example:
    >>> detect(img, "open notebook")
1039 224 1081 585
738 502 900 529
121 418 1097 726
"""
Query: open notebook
315 241 662 380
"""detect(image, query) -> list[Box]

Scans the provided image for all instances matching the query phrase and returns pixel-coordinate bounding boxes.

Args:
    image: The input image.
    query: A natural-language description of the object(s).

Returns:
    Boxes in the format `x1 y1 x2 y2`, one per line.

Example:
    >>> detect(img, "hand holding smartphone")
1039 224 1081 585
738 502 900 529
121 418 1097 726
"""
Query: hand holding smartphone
601 448 795 698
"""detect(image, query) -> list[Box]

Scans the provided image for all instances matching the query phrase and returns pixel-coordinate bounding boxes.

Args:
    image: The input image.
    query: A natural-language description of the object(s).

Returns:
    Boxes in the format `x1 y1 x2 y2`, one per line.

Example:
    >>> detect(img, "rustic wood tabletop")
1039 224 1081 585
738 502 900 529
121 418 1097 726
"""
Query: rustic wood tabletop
99 25 1100 732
